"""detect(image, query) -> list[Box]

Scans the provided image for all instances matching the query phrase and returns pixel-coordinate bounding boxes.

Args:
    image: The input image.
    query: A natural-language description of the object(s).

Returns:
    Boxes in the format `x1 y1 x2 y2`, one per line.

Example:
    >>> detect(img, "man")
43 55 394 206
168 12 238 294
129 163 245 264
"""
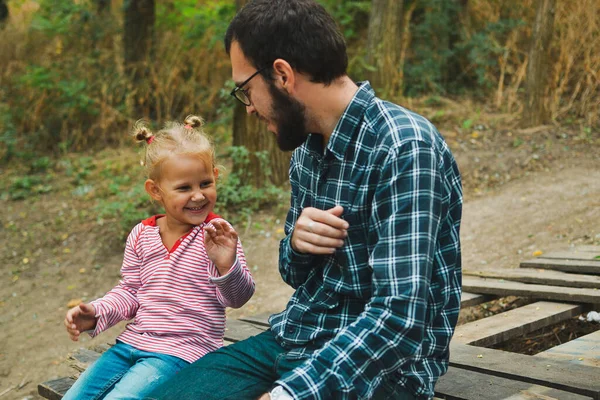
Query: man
149 1 462 399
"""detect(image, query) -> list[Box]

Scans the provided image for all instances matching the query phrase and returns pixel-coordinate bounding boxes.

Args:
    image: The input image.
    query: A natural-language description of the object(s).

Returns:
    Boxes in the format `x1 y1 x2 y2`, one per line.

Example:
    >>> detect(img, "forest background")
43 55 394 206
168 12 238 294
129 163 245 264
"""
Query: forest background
0 0 599 399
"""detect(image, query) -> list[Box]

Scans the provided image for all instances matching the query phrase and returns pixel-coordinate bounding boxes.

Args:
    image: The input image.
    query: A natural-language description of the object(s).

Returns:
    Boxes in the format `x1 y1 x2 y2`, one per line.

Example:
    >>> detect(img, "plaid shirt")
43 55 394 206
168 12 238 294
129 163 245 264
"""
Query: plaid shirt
270 82 462 400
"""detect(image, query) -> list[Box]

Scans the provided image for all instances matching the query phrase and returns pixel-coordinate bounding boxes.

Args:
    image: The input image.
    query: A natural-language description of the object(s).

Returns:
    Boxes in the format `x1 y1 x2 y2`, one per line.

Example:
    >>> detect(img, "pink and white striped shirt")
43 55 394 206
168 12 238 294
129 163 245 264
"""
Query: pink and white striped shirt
89 214 255 363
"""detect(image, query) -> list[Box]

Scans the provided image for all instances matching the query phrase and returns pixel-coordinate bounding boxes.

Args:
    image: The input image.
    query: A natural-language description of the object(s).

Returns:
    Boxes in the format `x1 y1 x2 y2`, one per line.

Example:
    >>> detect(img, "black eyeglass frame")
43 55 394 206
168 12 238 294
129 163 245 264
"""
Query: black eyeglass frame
230 66 270 106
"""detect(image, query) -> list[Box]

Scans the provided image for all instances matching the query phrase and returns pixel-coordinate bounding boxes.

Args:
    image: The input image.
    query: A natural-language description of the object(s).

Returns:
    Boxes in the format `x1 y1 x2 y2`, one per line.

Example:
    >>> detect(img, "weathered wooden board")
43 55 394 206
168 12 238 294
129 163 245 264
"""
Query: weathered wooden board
435 367 593 400
535 329 600 367
453 301 581 347
450 343 600 399
238 312 272 327
460 291 495 308
464 269 600 289
224 318 268 342
38 377 75 400
69 348 102 372
520 258 600 275
538 251 600 261
462 276 600 303
576 246 600 253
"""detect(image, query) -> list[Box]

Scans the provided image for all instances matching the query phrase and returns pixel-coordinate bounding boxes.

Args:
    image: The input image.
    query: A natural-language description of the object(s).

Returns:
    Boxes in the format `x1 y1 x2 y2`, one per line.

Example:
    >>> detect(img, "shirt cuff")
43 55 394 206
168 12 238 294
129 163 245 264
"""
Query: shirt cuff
209 257 241 283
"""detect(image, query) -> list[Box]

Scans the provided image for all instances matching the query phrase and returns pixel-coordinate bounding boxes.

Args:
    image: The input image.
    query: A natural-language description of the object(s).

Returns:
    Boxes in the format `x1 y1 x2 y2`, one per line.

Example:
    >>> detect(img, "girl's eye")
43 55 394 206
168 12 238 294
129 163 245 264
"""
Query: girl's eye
200 181 213 188
177 186 190 191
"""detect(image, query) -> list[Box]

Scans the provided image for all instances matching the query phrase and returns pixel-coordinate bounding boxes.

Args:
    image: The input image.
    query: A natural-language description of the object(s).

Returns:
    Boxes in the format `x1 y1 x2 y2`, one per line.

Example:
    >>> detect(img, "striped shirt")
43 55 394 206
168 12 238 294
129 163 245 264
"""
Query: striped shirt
89 214 255 363
271 82 463 399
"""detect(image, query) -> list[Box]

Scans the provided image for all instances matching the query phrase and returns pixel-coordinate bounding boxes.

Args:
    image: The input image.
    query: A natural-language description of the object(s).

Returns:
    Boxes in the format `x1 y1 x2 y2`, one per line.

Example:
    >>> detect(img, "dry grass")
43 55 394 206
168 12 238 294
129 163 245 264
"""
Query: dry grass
0 0 597 159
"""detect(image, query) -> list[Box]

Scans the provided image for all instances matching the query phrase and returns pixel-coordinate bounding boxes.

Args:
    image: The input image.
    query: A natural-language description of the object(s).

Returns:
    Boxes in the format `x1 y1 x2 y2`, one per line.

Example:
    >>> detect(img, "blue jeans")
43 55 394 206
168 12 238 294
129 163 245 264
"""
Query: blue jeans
147 331 416 400
63 341 189 400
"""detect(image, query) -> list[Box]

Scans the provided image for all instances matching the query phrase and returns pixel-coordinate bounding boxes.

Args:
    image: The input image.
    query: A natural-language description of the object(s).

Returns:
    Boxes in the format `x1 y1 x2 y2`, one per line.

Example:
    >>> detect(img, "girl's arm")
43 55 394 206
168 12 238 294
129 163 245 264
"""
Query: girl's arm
88 225 144 336
205 220 255 308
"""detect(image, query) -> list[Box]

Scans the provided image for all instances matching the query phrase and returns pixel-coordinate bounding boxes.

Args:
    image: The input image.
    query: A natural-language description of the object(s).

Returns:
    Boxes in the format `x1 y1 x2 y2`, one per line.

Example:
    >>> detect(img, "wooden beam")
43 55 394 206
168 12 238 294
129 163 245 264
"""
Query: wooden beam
453 301 581 347
224 318 268 342
538 251 600 261
450 342 600 399
576 245 600 253
238 312 272 327
535 330 600 367
462 276 600 303
464 269 600 289
460 292 494 308
435 367 593 400
38 377 75 400
69 348 101 373
520 258 600 275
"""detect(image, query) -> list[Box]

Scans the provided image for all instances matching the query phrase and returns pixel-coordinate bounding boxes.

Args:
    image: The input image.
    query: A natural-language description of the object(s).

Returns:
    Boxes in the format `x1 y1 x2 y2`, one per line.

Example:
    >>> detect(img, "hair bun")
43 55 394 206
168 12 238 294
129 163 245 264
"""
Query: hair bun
184 115 204 129
133 119 154 143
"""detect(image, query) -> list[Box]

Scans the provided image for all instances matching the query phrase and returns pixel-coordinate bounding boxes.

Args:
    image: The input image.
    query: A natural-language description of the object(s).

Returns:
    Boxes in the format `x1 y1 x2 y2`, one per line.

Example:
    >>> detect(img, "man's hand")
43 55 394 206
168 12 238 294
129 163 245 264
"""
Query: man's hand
257 394 270 400
64 303 97 341
291 206 348 254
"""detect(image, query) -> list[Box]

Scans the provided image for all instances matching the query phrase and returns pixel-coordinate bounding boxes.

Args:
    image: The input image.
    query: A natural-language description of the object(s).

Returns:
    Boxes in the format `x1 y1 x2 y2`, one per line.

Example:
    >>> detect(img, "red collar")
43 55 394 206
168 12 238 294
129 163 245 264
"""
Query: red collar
141 212 221 227
140 212 221 254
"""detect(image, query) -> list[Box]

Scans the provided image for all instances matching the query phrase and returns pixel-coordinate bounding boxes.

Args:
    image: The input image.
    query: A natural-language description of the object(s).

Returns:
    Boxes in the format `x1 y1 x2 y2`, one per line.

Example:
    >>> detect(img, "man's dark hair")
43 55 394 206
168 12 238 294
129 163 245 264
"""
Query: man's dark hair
225 0 348 85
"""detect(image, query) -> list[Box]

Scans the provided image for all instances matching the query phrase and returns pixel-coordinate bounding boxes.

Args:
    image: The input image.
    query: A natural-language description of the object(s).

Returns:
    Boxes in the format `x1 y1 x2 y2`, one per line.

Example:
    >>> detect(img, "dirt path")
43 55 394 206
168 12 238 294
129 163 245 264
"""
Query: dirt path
1 155 599 399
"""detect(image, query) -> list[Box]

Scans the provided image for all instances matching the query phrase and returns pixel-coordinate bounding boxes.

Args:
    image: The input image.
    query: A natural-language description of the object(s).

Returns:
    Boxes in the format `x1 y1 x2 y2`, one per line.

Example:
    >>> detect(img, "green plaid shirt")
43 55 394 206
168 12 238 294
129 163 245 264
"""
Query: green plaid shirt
270 82 463 400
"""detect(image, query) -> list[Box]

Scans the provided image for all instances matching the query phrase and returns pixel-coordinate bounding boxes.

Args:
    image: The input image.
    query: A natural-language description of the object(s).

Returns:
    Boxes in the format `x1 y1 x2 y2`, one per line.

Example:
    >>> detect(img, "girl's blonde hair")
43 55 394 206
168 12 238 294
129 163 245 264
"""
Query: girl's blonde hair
133 115 215 181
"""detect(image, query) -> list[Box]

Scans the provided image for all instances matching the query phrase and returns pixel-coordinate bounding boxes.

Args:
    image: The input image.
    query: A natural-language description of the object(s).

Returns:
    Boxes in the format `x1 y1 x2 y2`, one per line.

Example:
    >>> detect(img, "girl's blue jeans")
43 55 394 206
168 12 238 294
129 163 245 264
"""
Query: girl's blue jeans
62 341 189 400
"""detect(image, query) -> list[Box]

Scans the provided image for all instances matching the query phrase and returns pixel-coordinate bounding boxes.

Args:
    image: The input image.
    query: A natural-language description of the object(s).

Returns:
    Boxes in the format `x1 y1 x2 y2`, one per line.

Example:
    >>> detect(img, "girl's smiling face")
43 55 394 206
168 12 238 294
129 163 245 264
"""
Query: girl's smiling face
146 153 218 230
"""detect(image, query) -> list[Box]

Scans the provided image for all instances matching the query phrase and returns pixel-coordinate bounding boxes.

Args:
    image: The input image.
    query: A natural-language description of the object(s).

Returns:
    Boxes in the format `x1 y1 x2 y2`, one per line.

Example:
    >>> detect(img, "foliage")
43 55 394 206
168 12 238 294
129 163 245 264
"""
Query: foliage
215 146 287 226
0 0 598 169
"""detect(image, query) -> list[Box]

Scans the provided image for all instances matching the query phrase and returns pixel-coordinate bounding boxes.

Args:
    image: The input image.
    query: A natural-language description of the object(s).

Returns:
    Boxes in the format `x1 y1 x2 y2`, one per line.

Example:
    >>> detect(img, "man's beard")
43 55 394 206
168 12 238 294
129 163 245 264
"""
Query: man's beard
267 81 308 151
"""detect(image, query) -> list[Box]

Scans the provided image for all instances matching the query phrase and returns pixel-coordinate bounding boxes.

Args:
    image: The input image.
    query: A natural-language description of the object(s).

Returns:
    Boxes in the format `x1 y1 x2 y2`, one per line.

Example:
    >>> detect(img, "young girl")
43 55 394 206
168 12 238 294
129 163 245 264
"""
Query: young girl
62 115 255 399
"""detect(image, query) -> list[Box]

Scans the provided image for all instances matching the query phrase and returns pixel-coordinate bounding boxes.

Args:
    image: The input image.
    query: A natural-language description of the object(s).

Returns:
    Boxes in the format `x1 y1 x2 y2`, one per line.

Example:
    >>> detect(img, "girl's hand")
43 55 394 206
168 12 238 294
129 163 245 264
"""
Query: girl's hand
64 303 97 341
204 220 238 276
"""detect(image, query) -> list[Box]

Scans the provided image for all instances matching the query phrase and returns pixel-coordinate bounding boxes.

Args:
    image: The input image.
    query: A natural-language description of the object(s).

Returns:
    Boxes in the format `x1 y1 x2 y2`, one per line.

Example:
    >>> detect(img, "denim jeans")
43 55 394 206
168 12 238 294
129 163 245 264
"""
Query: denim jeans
146 330 416 400
62 341 189 400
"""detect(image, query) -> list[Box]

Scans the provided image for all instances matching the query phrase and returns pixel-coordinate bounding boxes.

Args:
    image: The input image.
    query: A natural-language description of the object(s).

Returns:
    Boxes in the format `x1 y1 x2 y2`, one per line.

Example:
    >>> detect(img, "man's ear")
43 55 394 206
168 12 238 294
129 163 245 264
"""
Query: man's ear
145 179 162 202
272 59 295 94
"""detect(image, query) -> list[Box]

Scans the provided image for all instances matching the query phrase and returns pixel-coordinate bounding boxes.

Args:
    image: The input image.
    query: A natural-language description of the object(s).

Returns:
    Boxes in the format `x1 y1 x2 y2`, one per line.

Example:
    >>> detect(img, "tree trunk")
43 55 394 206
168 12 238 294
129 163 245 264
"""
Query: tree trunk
0 0 9 27
123 0 155 82
398 0 417 96
523 0 556 127
232 0 291 187
97 0 111 15
366 0 403 97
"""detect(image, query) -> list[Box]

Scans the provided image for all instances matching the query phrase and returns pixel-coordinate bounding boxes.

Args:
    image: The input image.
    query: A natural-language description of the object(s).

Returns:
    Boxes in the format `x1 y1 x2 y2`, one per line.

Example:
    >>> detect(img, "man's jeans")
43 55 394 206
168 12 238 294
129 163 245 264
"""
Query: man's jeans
62 341 189 400
147 330 416 400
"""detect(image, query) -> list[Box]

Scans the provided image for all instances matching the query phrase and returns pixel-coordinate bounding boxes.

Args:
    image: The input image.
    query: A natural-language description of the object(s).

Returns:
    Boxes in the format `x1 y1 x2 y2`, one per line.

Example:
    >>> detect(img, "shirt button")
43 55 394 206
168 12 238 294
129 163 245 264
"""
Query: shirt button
287 327 295 334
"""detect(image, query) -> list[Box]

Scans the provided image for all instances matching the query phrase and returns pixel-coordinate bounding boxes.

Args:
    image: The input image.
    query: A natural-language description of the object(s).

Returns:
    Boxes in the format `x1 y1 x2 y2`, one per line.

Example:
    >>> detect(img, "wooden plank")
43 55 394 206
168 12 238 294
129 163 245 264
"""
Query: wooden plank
435 367 592 400
464 269 600 289
453 301 581 347
520 258 600 275
462 277 600 304
238 312 272 327
539 252 600 261
38 377 75 400
577 246 600 253
224 318 268 342
450 342 600 399
69 348 101 372
535 330 600 367
461 291 494 308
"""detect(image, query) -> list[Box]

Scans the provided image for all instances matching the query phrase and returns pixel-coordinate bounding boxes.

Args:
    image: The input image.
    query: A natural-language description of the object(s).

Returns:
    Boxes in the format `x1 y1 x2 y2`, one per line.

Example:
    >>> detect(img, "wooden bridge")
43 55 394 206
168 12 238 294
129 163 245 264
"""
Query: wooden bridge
40 245 600 400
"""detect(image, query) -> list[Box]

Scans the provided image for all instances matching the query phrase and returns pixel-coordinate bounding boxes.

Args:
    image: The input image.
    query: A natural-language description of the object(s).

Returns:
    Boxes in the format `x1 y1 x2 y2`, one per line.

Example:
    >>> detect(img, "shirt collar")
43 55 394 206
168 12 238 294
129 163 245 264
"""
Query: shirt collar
325 81 375 161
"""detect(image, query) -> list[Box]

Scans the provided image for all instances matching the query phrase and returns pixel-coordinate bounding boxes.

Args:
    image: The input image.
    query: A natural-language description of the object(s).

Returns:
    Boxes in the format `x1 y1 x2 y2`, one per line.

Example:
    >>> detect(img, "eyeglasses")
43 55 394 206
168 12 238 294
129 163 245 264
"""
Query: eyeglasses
230 66 269 106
